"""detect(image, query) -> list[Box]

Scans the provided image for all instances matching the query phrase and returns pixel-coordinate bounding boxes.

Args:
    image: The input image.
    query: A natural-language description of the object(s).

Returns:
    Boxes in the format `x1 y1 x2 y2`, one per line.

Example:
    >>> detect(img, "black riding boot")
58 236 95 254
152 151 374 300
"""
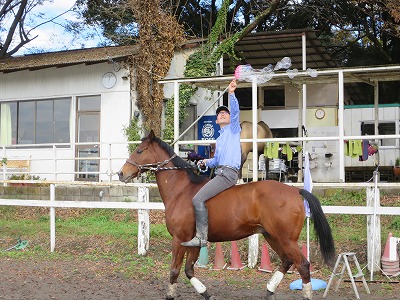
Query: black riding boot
181 202 208 247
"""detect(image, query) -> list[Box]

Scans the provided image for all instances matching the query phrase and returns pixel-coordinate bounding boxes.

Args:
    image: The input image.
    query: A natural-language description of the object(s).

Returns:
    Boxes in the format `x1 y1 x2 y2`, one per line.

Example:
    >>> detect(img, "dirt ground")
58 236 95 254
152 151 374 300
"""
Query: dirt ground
0 256 399 300
1 202 400 300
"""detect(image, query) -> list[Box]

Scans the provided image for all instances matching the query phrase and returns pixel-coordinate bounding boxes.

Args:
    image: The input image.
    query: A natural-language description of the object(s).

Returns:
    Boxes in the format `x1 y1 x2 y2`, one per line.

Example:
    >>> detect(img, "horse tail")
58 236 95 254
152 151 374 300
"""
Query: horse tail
299 189 335 267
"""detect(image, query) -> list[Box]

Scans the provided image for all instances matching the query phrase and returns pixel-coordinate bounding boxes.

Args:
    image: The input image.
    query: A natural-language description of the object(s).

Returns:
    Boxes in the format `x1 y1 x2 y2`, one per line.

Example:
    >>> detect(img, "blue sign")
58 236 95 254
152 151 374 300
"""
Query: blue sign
197 115 219 158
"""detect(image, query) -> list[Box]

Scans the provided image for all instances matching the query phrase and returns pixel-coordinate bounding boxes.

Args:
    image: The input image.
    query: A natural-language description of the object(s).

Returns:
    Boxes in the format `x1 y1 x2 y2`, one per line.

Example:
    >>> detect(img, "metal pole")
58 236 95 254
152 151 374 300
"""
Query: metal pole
171 85 229 146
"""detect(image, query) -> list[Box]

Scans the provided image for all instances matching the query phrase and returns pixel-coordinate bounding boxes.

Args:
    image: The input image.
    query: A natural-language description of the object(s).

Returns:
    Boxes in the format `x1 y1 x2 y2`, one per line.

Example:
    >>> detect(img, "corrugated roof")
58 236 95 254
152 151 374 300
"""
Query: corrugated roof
0 45 138 73
223 29 336 73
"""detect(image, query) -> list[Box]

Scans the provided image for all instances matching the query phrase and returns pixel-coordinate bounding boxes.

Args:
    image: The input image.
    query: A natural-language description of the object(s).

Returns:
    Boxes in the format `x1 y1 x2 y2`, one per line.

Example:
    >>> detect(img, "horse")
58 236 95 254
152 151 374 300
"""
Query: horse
240 121 273 181
117 130 335 300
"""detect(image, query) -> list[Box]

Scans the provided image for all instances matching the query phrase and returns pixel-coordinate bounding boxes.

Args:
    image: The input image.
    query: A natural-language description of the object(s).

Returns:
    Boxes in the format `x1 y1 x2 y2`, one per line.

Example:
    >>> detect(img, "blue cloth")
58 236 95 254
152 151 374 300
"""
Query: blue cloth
290 278 327 291
206 93 241 170
359 139 368 161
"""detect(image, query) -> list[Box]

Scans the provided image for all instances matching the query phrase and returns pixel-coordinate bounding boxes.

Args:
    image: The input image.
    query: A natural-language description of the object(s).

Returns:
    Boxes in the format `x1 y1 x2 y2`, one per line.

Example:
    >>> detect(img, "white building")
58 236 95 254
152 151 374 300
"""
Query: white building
1 31 399 183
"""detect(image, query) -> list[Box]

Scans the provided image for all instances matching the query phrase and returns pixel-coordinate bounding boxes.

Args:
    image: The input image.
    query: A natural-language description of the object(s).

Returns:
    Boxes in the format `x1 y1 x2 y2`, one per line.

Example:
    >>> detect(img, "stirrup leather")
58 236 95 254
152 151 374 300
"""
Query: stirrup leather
181 236 207 247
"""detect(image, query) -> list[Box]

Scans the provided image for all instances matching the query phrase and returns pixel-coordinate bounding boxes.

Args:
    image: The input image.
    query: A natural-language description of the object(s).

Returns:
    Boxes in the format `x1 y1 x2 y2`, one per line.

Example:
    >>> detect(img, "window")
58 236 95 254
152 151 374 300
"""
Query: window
361 121 396 147
263 87 285 107
76 95 101 181
0 98 71 145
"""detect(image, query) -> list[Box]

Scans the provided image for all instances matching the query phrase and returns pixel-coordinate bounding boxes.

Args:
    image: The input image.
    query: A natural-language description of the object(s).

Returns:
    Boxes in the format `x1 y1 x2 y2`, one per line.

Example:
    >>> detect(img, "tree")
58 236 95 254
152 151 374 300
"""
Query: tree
0 0 76 58
1 0 31 58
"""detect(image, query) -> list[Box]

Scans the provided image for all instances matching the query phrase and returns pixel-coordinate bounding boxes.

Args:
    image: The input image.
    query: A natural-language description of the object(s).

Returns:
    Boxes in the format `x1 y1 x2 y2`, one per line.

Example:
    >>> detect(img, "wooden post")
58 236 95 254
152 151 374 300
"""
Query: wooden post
366 186 381 273
138 186 150 255
248 234 259 268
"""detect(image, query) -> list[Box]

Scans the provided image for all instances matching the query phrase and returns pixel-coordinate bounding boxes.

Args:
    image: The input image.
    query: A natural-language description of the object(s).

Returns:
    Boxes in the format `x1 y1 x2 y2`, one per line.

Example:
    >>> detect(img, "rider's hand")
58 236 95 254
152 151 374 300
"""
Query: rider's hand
197 160 206 169
228 79 237 94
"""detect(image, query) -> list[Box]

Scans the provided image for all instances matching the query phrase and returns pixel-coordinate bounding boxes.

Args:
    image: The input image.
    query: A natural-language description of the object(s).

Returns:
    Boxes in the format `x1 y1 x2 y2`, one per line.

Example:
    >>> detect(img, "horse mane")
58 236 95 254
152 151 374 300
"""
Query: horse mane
151 135 208 184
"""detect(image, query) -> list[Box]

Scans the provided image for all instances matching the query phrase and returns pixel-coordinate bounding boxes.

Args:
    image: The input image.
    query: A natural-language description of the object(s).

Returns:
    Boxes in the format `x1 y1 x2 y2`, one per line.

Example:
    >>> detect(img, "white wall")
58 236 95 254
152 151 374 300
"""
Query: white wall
0 63 132 181
344 106 400 167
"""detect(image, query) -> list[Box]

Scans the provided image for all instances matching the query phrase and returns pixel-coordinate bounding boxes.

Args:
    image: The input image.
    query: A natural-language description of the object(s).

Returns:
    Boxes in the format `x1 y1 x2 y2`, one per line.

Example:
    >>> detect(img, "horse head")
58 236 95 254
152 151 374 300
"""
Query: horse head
117 130 161 183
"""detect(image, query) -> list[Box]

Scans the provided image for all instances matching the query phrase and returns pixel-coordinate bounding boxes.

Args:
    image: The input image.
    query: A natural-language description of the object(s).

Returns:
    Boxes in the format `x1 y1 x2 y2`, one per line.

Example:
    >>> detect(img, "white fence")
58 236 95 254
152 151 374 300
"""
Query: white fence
1 182 400 278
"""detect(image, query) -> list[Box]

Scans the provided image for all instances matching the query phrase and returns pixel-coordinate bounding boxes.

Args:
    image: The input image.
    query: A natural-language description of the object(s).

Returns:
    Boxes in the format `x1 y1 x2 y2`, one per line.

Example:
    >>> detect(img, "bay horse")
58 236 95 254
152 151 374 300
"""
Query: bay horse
240 121 273 181
118 130 335 300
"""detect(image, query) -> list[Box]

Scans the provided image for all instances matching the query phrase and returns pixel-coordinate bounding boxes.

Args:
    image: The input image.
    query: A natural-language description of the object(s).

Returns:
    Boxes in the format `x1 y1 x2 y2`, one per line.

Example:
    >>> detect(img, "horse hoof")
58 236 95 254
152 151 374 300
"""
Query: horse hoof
266 290 276 300
200 291 215 300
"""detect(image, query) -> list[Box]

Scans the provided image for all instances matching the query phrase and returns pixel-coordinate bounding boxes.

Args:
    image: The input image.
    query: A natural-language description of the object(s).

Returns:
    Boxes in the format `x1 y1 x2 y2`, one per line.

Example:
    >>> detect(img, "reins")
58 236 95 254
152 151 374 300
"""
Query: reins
125 153 195 175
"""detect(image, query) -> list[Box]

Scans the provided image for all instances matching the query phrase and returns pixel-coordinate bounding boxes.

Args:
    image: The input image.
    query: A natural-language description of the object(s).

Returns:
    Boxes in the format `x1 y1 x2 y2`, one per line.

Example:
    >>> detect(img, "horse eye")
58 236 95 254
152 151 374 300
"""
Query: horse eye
136 148 143 154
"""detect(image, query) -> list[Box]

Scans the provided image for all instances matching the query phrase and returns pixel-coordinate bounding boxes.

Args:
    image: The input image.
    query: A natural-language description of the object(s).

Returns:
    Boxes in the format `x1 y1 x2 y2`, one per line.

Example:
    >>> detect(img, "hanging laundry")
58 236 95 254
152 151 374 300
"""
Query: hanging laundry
344 140 363 157
264 142 280 159
281 143 293 161
359 140 369 161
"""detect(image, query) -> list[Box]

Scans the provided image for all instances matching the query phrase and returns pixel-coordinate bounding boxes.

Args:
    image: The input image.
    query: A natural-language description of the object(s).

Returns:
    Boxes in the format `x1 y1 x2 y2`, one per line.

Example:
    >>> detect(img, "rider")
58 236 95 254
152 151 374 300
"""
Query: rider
182 79 241 247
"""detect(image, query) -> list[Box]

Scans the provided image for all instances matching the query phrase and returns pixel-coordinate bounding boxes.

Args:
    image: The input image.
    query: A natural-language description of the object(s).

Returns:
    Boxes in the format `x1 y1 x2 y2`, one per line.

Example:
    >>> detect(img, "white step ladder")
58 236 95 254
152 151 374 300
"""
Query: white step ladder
323 252 370 299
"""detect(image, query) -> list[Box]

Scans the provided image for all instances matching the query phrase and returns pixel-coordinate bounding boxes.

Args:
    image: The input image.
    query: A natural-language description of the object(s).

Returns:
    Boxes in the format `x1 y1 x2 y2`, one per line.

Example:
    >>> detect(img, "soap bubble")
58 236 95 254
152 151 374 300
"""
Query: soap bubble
274 57 292 70
306 68 318 77
286 69 298 79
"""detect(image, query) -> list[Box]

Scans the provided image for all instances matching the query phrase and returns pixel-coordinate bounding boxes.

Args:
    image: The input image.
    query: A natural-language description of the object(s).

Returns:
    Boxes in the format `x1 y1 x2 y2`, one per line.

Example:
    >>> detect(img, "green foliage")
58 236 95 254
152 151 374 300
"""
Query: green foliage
163 0 238 139
395 156 400 167
123 117 142 153
0 157 7 166
390 217 400 230
8 174 42 181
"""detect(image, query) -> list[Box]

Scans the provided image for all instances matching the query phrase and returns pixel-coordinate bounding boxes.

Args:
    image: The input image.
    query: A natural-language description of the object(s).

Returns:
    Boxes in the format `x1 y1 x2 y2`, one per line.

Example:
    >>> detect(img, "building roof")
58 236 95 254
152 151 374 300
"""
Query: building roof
0 45 138 73
222 29 337 74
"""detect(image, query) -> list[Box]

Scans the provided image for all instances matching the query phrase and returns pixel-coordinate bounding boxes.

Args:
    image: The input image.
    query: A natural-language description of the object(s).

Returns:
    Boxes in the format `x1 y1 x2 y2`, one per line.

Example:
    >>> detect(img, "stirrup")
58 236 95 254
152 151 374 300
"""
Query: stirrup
181 236 207 247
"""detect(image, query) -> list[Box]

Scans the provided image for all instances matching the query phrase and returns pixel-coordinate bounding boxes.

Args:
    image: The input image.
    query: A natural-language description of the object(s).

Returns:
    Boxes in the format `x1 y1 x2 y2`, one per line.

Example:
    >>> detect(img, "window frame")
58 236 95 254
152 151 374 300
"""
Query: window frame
0 97 72 147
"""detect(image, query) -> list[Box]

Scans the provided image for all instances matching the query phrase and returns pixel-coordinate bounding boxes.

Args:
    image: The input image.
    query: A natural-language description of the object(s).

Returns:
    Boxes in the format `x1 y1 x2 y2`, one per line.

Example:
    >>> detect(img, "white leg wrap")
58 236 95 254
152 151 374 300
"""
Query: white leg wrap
167 283 177 298
302 282 312 299
267 271 284 293
190 277 207 294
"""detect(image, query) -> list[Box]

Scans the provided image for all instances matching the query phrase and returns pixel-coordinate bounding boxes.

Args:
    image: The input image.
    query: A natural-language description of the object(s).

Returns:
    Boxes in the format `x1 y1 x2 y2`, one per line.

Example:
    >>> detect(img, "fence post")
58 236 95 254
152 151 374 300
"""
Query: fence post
137 186 150 255
248 234 259 268
50 184 56 252
366 186 381 274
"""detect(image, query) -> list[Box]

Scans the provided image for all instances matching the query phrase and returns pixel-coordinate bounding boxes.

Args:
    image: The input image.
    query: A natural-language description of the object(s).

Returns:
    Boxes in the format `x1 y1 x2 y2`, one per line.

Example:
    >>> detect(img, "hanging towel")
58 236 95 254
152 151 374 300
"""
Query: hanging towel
264 142 279 159
344 140 351 157
352 140 362 157
281 143 293 161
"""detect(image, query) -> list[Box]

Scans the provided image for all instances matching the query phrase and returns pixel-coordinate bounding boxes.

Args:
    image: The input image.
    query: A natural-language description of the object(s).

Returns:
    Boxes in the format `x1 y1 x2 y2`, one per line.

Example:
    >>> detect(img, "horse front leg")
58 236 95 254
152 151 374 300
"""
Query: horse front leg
184 247 216 300
166 238 186 300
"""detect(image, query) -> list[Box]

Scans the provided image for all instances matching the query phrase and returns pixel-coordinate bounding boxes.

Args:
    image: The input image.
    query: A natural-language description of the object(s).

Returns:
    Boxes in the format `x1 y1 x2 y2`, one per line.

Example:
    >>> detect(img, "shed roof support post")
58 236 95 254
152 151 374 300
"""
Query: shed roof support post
252 79 258 183
173 81 180 153
374 81 380 167
338 71 345 182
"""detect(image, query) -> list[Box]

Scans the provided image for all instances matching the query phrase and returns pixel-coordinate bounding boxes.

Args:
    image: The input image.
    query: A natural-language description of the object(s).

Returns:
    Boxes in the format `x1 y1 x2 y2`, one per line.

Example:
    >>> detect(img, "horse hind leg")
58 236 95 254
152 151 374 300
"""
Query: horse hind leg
296 256 312 299
270 248 312 300
264 236 309 300
183 248 216 300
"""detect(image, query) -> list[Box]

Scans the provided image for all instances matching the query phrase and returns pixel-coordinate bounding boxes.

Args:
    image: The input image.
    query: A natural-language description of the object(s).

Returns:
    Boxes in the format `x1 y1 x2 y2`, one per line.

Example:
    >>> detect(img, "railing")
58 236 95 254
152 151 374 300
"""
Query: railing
1 133 399 183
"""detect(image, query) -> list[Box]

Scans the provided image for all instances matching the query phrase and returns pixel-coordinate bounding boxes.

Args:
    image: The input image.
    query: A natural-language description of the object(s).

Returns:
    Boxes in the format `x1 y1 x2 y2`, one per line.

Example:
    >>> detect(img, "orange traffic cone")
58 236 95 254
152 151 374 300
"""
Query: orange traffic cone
227 241 245 270
382 233 393 260
381 232 400 276
258 243 272 272
211 242 227 270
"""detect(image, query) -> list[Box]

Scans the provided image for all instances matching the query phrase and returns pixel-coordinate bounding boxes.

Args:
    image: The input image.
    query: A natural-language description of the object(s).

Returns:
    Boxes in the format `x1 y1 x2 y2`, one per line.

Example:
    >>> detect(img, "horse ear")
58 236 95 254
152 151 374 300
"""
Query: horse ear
148 130 155 140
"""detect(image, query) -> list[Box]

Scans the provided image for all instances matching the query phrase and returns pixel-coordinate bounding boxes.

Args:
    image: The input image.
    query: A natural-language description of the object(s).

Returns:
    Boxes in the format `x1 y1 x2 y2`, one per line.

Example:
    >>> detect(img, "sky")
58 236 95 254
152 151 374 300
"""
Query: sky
6 0 103 56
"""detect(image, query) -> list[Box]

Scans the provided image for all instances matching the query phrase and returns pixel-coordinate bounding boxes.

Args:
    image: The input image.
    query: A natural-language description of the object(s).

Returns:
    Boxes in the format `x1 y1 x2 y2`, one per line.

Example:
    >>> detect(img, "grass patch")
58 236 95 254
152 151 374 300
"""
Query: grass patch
1 190 399 279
